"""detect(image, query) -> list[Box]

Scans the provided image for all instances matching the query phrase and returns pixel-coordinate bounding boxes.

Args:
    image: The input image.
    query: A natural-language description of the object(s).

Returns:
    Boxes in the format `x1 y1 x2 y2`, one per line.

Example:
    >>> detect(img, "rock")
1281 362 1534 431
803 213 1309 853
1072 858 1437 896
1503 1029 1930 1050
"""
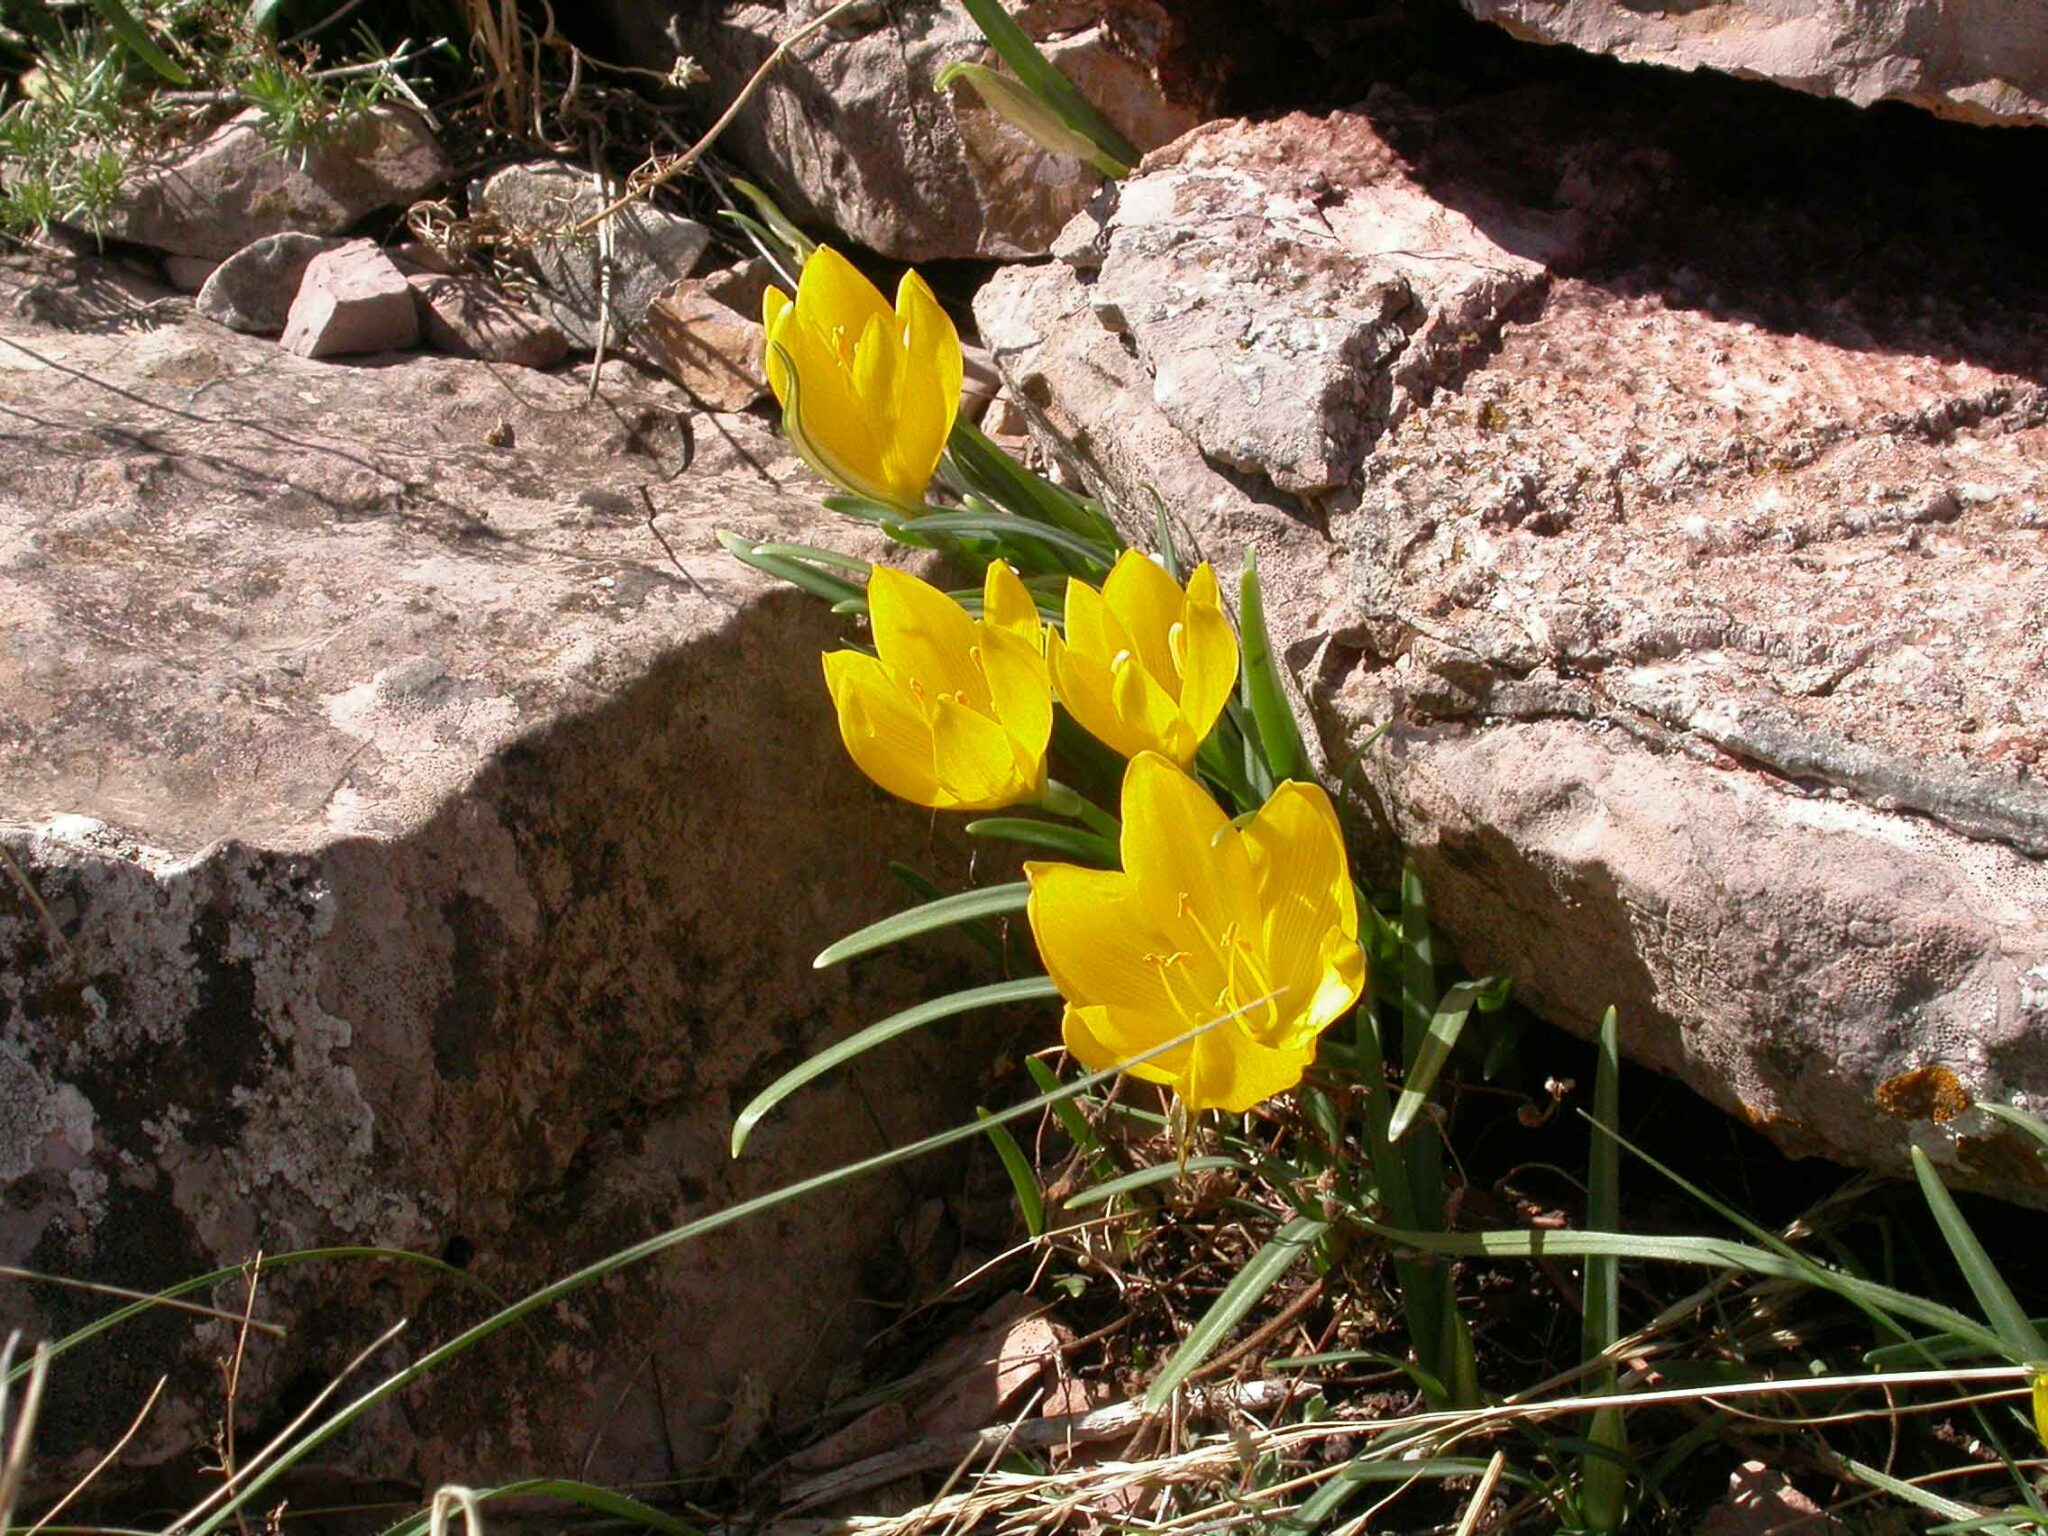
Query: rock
1693 1462 1849 1536
643 279 769 410
470 162 711 353
197 232 344 335
1460 0 2048 129
409 271 569 368
100 105 449 260
616 2 1213 261
976 83 2048 1202
700 254 780 319
280 239 420 357
0 248 994 1500
160 255 215 293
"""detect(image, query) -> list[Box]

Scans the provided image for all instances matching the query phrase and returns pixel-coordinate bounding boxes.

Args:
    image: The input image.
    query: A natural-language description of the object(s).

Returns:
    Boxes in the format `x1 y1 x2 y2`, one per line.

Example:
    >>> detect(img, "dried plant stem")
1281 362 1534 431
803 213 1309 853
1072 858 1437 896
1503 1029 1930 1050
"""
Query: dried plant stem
25 1376 166 1536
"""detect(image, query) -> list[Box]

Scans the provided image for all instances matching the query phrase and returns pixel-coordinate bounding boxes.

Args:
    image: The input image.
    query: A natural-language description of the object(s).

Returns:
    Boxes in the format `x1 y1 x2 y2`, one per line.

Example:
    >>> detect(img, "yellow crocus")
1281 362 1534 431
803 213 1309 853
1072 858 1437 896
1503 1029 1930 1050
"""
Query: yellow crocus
823 561 1051 812
763 246 964 514
1050 551 1239 765
2035 1370 2047 1452
1025 753 1365 1114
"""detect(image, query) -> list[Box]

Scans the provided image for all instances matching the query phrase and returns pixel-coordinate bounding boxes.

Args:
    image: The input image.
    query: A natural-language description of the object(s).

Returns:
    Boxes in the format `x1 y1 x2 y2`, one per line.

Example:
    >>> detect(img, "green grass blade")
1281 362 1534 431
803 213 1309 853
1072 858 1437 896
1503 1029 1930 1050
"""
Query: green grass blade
732 976 1058 1154
885 512 1112 574
1023 1056 1105 1169
376 1479 704 1536
1910 1145 2048 1362
1144 1216 1329 1411
1239 549 1309 784
88 0 190 82
718 531 867 607
944 418 1122 548
1065 1155 1246 1208
1387 978 1499 1142
965 817 1116 863
977 1109 1046 1238
728 175 816 265
954 0 1138 168
1352 1219 2008 1352
1580 1010 1628 1533
814 882 1029 968
180 1005 1260 1535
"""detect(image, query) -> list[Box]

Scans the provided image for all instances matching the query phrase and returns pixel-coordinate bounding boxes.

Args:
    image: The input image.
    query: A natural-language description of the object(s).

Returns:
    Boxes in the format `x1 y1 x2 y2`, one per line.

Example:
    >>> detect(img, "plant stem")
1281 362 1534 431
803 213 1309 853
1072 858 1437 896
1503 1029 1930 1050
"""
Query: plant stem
1042 778 1119 842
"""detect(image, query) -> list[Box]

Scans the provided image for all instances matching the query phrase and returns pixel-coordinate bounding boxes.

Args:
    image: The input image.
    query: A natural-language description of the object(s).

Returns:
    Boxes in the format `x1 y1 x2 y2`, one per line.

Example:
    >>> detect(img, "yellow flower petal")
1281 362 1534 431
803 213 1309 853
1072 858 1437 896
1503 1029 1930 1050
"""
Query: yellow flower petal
762 285 795 404
1026 861 1168 1010
981 560 1040 643
930 694 1031 809
1182 1029 1316 1115
2033 1372 2047 1453
1121 752 1258 939
822 649 941 807
868 565 983 704
897 268 963 471
1110 650 1196 763
1102 550 1186 687
1063 1003 1187 1088
795 245 892 356
979 624 1052 778
1175 564 1240 743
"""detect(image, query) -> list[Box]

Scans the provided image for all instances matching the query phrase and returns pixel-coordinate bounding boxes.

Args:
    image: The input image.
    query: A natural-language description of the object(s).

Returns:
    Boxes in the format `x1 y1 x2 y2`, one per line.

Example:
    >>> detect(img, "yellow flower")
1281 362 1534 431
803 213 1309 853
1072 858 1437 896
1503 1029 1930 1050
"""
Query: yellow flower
1050 551 1239 765
823 561 1051 811
2034 1370 2047 1452
1025 753 1364 1114
763 246 963 514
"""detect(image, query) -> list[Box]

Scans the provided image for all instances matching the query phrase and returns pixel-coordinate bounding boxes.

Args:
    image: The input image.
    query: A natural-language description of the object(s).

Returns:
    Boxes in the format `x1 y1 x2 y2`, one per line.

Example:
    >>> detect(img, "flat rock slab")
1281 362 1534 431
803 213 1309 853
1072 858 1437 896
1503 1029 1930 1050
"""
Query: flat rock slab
100 105 449 260
408 271 569 368
644 280 769 411
977 87 2048 1201
1461 0 2048 129
0 253 988 1497
470 163 710 353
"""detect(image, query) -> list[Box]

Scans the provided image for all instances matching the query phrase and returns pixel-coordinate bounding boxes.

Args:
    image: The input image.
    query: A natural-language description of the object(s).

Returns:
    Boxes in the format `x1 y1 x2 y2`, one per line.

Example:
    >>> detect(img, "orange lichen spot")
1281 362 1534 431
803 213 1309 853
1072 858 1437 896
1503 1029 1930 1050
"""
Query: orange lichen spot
1875 1064 1972 1124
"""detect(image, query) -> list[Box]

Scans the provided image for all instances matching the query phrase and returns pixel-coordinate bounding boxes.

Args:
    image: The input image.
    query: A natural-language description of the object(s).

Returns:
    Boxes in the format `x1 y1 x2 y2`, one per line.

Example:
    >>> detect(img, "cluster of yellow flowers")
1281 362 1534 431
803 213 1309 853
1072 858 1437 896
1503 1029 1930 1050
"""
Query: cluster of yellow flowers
766 249 1366 1115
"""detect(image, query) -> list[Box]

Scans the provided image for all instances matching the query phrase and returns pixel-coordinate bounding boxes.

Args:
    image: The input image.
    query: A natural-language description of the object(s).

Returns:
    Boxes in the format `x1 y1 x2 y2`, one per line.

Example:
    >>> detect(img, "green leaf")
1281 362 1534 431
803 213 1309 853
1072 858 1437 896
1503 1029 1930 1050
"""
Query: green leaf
1841 1459 1999 1527
953 0 1139 169
885 511 1112 574
814 882 1030 968
1579 1007 1629 1534
1144 1216 1329 1410
748 541 873 574
717 530 866 607
243 0 287 36
728 175 816 265
1386 977 1502 1142
1980 1101 2048 1165
87 0 190 82
1064 1155 1246 1208
1023 1056 1104 1168
936 62 1131 177
1910 1145 2048 1363
1238 549 1310 784
732 976 1058 1155
977 1109 1046 1237
945 417 1121 549
965 816 1116 864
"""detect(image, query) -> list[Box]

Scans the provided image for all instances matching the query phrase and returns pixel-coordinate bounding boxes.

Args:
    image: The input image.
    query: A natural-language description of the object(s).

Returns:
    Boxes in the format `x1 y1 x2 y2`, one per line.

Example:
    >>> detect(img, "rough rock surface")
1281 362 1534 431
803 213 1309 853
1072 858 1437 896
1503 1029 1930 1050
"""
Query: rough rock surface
408 272 569 368
625 1 1211 261
197 233 344 335
643 280 769 410
977 89 2048 1200
99 106 449 260
279 240 420 357
470 163 710 353
1461 0 2048 129
0 252 1000 1498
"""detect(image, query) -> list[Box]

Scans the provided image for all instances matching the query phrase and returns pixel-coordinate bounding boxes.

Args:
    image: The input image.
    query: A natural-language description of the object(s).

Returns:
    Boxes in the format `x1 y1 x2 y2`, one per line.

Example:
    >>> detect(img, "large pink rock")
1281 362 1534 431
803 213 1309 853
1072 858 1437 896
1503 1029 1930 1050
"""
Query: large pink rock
977 89 2048 1202
280 240 419 358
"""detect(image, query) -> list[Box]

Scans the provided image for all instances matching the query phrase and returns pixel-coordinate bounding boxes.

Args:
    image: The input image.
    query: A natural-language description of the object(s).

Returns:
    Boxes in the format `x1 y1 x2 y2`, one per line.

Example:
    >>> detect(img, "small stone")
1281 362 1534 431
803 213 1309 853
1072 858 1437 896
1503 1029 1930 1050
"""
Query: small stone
198 233 344 335
280 240 419 358
408 273 568 369
982 389 1030 440
102 106 449 260
162 255 216 293
385 240 457 276
470 163 711 353
698 255 779 319
643 280 768 411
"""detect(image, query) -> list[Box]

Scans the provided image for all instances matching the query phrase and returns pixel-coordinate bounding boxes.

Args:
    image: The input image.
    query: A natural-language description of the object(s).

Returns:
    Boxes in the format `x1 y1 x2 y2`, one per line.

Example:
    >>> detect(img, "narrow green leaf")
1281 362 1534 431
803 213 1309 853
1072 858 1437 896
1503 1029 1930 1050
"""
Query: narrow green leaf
1910 1145 2048 1362
1387 978 1500 1142
965 816 1116 864
1580 1008 1629 1534
729 175 816 264
1023 1056 1103 1166
1238 549 1310 784
936 62 1131 177
748 541 873 574
1145 1216 1329 1410
945 417 1121 549
732 977 1058 1155
1064 1155 1245 1208
87 0 190 82
886 511 1112 573
1351 1218 2009 1353
243 0 287 36
978 1109 1046 1237
1980 1101 2048 1162
717 530 865 606
1842 1459 1995 1525
815 882 1030 968
954 0 1139 168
